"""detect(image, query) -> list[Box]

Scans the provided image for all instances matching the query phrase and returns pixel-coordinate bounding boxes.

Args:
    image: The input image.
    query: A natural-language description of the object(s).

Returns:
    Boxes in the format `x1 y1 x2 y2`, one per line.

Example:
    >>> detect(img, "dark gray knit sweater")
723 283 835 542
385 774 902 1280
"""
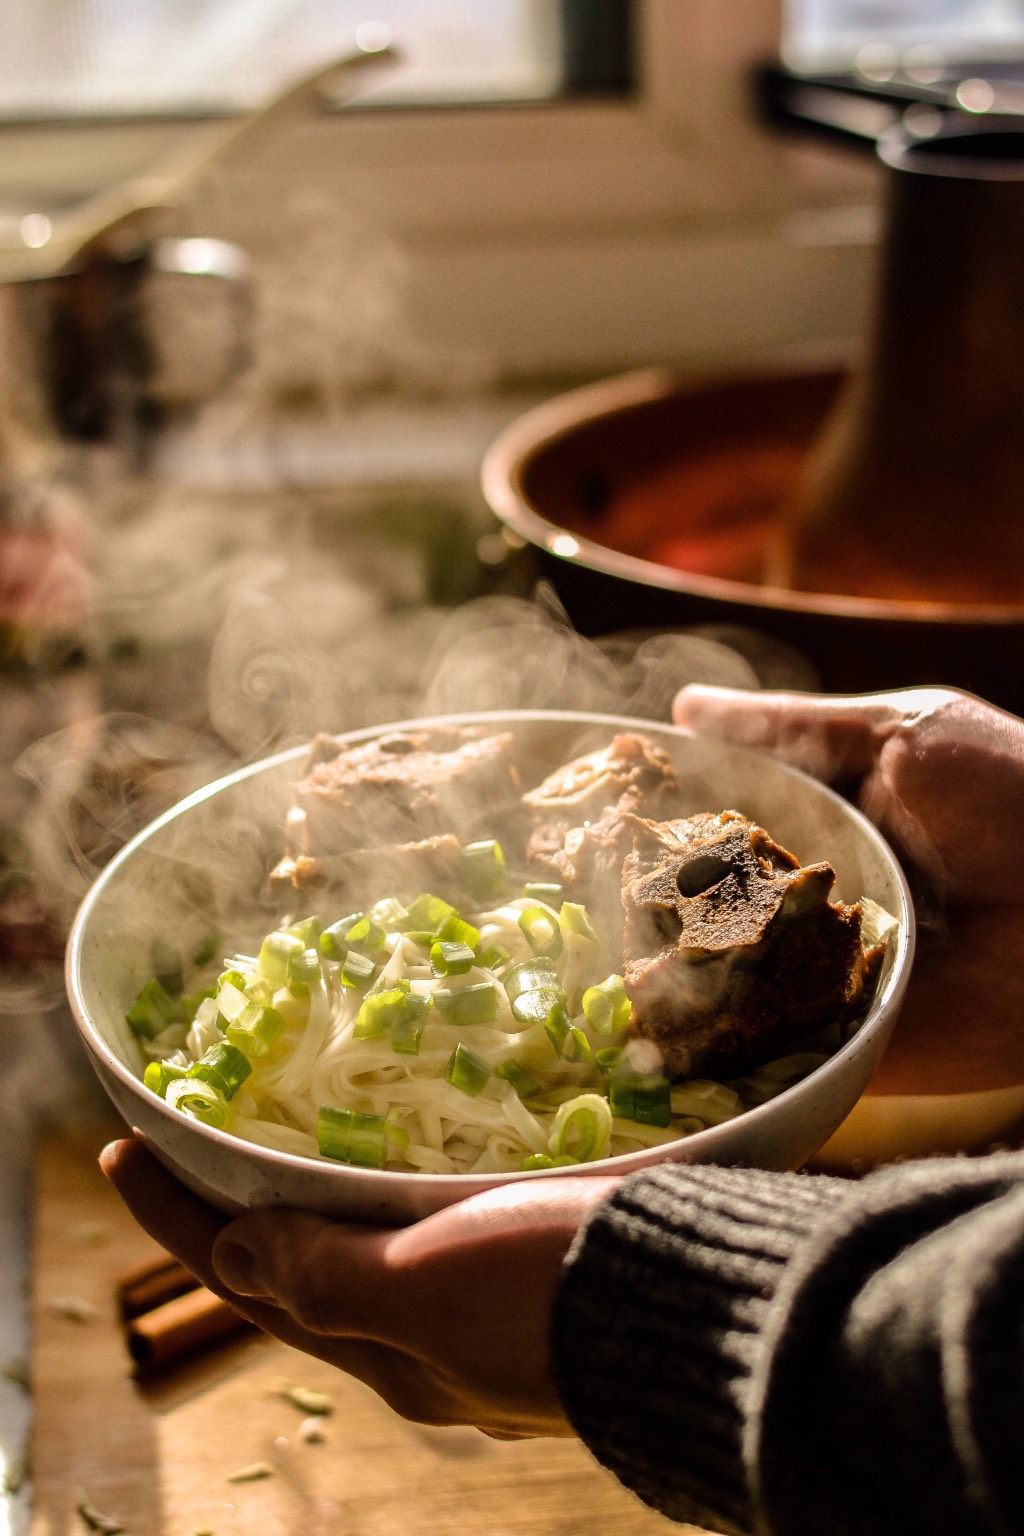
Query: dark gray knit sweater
551 1153 1024 1536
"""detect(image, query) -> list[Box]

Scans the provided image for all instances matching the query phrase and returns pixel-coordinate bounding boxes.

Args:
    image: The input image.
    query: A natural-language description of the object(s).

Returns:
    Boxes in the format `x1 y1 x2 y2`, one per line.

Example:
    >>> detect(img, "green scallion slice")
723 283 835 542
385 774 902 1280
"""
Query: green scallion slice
503 958 565 1025
180 986 217 1026
460 839 510 903
434 911 481 950
445 1043 490 1097
429 940 476 978
582 974 632 1036
316 1106 389 1168
340 949 377 989
548 1093 613 1162
519 905 563 960
189 1041 253 1100
258 930 305 988
559 901 598 942
143 1060 189 1097
606 1066 672 1128
285 916 322 949
343 914 387 955
391 1010 428 1056
521 1152 555 1171
474 940 510 972
353 980 425 1038
544 1002 572 1055
169 1078 228 1128
287 946 321 995
404 893 457 933
126 978 180 1040
431 982 499 1027
224 1002 286 1060
495 1060 542 1099
319 914 362 961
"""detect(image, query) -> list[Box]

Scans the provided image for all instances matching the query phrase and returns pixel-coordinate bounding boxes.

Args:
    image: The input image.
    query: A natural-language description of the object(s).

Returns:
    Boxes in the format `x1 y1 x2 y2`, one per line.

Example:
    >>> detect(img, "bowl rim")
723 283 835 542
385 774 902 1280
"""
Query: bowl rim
65 707 917 1190
480 366 1024 627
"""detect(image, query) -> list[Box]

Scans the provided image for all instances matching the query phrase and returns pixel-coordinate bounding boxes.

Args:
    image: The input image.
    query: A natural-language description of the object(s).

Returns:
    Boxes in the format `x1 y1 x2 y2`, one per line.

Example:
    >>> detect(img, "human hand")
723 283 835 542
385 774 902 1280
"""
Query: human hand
101 1137 618 1437
671 684 1024 1095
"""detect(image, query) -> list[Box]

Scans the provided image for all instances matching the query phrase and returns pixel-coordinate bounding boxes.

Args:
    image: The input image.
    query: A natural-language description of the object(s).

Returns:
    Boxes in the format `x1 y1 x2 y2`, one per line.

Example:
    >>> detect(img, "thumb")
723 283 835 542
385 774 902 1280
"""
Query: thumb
672 683 962 786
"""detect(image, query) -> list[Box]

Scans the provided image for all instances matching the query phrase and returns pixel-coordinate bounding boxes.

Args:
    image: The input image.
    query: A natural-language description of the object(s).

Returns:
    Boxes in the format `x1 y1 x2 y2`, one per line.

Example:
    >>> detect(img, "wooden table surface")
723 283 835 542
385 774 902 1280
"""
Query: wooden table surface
32 1123 712 1536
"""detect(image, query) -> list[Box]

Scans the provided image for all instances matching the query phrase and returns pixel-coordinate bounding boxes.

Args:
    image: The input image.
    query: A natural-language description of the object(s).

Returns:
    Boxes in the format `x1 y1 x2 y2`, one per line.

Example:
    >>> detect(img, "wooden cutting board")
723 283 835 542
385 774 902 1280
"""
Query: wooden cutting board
32 1123 707 1536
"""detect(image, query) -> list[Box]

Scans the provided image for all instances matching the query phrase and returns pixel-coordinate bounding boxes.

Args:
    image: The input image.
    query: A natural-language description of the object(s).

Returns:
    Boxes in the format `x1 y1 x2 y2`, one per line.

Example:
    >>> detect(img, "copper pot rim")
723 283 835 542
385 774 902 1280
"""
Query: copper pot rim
481 365 1024 629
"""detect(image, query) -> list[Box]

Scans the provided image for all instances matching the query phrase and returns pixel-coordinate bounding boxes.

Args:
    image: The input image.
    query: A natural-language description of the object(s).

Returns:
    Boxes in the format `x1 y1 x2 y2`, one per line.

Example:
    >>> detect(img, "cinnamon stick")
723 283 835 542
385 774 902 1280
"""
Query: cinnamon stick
126 1286 254 1372
116 1255 198 1322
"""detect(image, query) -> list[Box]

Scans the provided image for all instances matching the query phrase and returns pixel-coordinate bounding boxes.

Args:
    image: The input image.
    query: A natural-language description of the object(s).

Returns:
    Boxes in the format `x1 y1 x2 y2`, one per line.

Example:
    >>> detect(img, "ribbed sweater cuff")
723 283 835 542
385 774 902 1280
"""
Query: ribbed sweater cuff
550 1162 850 1535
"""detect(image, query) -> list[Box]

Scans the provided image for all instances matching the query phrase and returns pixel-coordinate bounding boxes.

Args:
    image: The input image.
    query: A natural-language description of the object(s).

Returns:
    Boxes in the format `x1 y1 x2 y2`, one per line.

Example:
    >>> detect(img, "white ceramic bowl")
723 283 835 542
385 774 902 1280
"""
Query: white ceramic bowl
66 710 915 1224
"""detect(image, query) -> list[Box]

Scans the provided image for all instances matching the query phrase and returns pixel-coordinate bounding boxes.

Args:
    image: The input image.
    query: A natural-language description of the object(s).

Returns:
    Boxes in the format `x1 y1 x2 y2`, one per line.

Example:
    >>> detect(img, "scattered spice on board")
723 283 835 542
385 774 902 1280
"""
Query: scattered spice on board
226 1463 273 1484
76 1499 126 1534
48 1296 99 1324
277 1381 333 1415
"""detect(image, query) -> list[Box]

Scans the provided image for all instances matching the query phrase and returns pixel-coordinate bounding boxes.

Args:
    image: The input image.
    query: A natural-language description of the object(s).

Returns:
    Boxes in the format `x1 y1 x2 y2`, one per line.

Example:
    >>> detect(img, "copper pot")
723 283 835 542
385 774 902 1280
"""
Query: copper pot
480 361 1024 711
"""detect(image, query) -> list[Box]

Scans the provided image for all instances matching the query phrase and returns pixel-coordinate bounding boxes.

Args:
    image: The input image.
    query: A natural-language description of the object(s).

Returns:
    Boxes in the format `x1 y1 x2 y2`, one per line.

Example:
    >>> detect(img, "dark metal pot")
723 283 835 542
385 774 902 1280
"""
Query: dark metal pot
480 362 1024 712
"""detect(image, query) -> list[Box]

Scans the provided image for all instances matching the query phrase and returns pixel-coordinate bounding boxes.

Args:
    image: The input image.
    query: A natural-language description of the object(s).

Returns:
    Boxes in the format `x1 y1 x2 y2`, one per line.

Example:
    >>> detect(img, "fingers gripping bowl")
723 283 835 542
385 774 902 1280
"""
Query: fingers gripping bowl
66 712 914 1224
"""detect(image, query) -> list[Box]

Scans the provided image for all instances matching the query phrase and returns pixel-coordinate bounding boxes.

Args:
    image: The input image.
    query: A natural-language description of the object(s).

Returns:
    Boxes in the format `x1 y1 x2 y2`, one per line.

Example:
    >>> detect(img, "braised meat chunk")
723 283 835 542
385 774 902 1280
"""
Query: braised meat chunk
270 727 520 897
524 732 681 894
621 810 883 1080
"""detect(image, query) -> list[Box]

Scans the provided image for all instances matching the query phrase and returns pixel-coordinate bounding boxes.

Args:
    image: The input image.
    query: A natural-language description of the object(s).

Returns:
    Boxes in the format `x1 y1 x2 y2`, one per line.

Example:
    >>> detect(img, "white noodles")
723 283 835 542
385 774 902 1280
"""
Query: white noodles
144 891 864 1173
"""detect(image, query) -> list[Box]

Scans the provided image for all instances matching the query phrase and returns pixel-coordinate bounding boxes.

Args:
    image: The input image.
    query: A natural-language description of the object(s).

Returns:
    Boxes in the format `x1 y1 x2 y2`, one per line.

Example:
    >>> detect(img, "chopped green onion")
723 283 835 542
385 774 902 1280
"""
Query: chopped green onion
189 1042 253 1100
404 893 457 933
460 839 510 903
432 982 499 1027
224 1002 286 1060
474 940 510 972
495 1060 542 1099
582 975 632 1036
258 930 305 987
285 916 322 948
343 915 387 954
521 1152 555 1171
544 1002 572 1055
368 897 410 931
218 967 248 993
547 1093 613 1162
287 947 321 994
126 978 179 1040
353 980 425 1038
434 911 481 950
340 950 377 989
143 1060 189 1097
190 929 223 969
168 1078 228 1128
429 940 476 978
214 980 250 1027
504 958 566 1024
519 905 563 960
316 1106 389 1168
181 986 217 1026
319 914 362 961
565 1025 593 1063
520 881 563 905
150 940 183 998
559 901 598 942
605 1065 672 1127
391 1009 429 1055
445 1043 490 1097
